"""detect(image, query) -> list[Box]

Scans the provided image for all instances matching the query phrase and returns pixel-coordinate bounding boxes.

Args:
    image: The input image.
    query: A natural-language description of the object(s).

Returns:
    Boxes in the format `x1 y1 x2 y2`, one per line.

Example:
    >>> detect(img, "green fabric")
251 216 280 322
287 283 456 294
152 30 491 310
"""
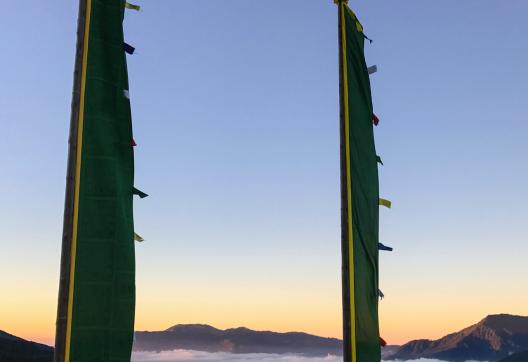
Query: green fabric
70 1 135 361
343 6 381 362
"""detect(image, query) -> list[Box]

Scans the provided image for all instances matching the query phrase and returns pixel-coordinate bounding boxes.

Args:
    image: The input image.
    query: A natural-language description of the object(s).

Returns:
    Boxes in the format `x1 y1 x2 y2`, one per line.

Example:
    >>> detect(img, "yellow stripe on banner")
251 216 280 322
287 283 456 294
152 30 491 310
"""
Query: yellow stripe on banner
341 3 356 362
345 7 364 34
134 232 144 242
65 1 92 361
379 198 392 209
125 2 141 11
355 21 363 33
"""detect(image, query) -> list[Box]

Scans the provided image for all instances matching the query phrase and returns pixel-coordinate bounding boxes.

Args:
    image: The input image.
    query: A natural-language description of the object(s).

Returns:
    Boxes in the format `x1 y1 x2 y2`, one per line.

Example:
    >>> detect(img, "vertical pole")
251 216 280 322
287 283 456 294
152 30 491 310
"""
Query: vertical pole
53 1 87 361
337 2 352 362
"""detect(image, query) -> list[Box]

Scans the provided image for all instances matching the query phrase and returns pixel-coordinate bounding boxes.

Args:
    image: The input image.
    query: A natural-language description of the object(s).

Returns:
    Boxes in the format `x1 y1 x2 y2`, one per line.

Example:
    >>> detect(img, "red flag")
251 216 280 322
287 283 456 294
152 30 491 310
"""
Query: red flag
131 138 137 147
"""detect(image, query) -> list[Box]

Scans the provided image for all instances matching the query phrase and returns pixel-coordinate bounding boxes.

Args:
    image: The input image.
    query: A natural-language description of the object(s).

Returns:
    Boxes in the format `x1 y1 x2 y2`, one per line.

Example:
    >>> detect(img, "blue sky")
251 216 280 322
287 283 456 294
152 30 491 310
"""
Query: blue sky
0 0 527 345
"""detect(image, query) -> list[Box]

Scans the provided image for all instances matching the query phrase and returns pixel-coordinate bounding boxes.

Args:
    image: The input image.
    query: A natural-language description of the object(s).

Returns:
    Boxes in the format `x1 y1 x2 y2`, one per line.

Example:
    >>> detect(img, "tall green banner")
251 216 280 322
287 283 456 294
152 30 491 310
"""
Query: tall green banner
54 0 137 361
337 1 381 361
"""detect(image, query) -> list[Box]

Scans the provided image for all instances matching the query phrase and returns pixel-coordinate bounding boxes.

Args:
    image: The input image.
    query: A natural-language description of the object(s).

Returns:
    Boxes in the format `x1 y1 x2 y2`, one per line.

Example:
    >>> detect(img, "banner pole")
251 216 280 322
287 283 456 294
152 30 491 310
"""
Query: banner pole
53 1 87 361
337 1 353 362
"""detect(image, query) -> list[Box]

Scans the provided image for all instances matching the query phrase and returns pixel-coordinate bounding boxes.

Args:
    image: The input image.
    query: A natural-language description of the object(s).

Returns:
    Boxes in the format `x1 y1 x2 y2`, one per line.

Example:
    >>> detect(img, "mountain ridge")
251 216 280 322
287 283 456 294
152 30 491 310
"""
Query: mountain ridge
386 314 528 361
3 314 527 361
0 329 53 362
134 324 343 356
498 350 528 362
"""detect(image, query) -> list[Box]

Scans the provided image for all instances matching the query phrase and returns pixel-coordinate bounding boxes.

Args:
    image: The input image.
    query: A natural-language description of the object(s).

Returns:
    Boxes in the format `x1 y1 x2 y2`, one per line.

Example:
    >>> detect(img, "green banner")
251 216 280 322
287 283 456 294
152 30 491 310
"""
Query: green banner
339 3 381 362
56 0 136 361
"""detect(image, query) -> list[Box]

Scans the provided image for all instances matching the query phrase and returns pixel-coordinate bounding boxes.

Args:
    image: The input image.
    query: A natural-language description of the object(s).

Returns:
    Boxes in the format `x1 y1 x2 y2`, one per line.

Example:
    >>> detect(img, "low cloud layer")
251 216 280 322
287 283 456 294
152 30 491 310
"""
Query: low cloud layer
132 350 340 362
131 350 485 362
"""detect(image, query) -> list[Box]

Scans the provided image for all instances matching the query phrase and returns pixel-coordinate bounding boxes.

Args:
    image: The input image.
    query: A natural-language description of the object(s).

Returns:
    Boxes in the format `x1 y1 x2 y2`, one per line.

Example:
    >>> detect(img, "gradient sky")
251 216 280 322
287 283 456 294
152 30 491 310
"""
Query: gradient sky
1 0 527 347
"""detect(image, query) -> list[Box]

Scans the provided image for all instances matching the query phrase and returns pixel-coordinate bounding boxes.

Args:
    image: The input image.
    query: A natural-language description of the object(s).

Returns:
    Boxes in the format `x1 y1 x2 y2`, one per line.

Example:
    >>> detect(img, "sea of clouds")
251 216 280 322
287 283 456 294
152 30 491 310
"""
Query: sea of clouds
132 350 340 362
131 350 486 362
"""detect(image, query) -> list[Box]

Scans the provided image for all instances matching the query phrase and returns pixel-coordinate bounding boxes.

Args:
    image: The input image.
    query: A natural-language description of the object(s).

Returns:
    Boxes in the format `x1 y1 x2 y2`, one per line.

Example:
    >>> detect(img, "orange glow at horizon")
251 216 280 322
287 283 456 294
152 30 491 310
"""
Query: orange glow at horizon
6 273 526 348
6 297 528 347
4 240 528 348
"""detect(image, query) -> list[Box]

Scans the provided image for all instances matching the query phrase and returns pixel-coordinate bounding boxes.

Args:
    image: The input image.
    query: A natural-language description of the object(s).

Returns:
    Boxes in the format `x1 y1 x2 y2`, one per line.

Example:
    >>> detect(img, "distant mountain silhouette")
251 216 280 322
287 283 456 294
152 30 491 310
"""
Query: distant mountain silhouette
6 315 526 361
498 350 528 362
386 314 528 362
134 324 343 356
0 330 52 362
381 344 400 359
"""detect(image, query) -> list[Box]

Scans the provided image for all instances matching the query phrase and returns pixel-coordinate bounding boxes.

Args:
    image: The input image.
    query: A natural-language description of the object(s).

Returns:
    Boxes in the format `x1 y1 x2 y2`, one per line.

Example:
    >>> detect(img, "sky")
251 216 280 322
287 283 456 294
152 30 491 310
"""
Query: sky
1 0 527 347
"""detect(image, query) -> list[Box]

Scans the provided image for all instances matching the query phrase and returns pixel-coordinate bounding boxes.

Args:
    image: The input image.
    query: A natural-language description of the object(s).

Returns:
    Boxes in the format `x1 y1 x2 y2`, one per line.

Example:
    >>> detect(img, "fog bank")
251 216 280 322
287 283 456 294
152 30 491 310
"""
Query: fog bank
132 350 486 362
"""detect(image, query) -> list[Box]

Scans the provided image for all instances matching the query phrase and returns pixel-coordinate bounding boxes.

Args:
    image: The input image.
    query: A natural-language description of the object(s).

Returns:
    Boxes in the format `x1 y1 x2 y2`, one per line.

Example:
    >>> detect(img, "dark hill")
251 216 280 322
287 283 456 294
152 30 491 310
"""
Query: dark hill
0 330 53 362
386 314 528 362
134 324 343 356
498 351 528 362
